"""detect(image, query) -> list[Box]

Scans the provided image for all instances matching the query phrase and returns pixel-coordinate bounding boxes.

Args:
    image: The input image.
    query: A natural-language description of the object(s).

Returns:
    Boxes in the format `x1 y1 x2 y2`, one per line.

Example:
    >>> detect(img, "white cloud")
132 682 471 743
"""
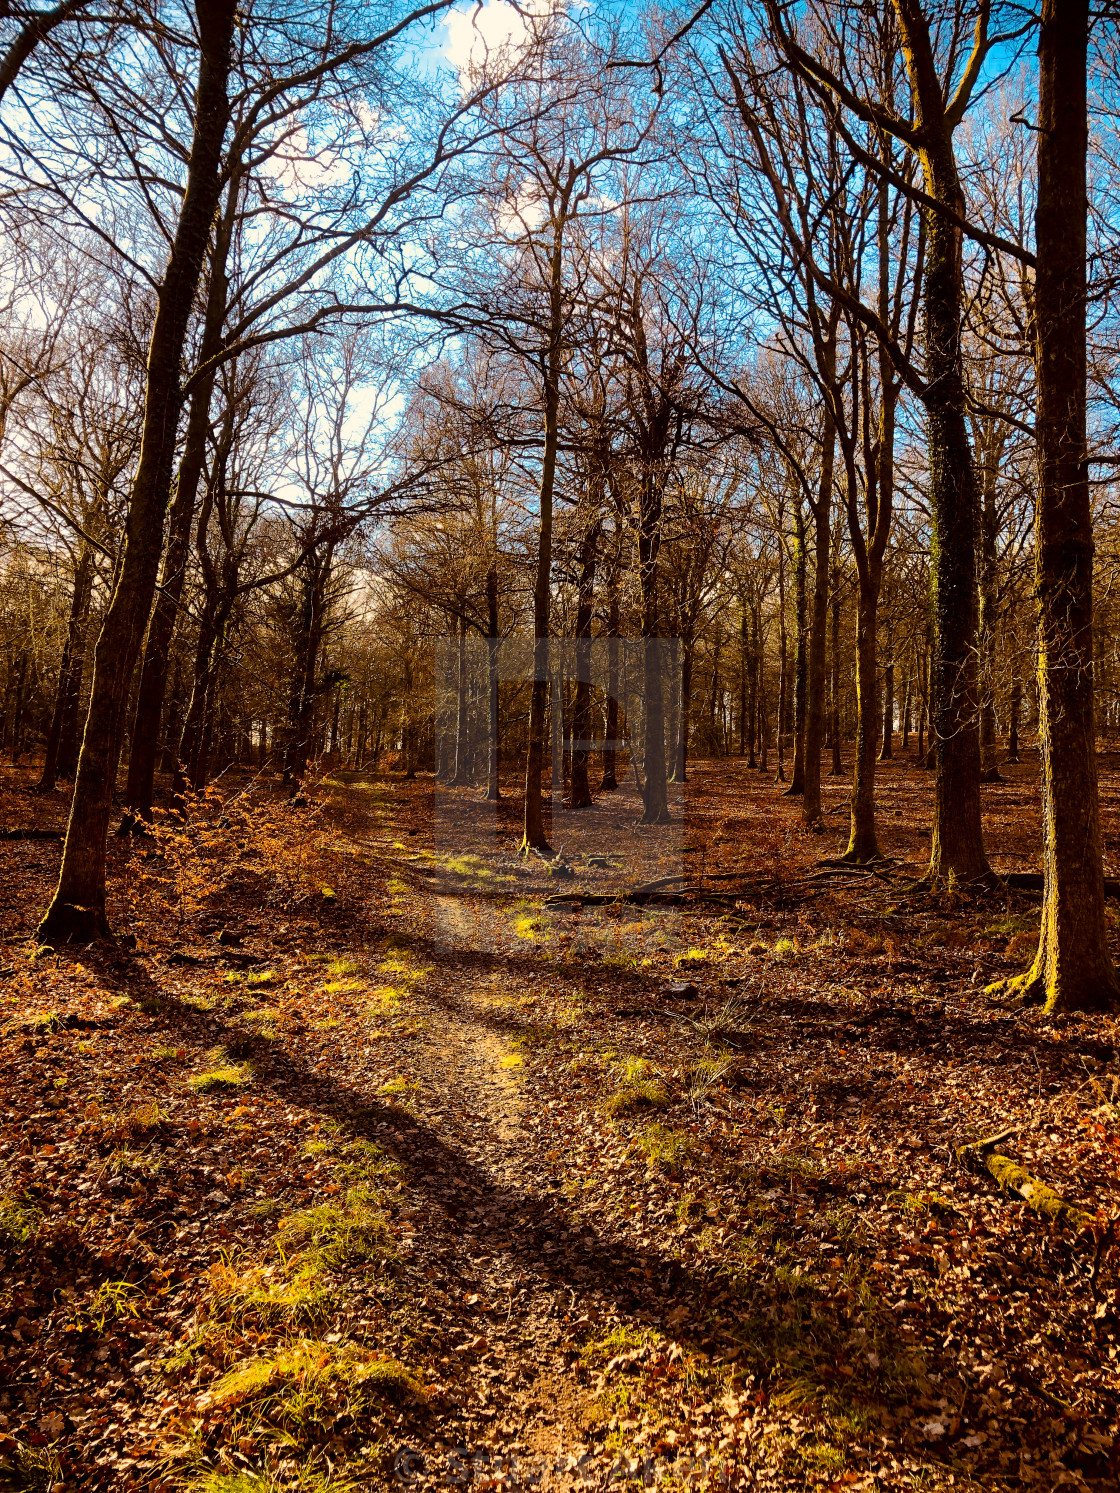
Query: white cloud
498 181 547 237
262 124 350 194
441 0 544 77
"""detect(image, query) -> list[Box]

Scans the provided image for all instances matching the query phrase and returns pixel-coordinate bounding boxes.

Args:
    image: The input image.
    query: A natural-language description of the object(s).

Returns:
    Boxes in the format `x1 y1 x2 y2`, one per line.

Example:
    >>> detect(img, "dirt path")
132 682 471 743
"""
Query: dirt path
375 884 628 1487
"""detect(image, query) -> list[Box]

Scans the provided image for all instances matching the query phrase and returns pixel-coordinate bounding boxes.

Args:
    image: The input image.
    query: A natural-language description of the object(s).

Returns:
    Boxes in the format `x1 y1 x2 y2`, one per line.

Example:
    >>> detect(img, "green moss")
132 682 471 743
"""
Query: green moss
188 1064 248 1093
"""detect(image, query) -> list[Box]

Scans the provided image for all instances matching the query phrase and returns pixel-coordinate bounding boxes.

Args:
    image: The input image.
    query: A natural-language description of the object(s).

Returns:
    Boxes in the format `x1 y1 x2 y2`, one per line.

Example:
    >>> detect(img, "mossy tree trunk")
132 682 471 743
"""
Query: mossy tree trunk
1003 0 1119 1013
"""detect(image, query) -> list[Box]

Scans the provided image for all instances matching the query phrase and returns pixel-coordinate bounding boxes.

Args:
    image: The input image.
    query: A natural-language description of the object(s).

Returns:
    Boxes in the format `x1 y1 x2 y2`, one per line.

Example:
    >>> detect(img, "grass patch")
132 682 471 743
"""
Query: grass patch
109 1144 163 1177
635 1123 693 1174
150 1044 186 1063
0 1195 39 1252
87 1280 144 1331
377 1077 413 1097
604 1082 669 1118
210 1258 331 1328
277 1187 390 1271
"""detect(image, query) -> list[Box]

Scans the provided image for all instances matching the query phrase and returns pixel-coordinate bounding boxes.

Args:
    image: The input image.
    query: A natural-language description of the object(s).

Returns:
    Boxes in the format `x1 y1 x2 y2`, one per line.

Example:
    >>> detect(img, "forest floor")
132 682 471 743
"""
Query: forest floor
2 748 1120 1493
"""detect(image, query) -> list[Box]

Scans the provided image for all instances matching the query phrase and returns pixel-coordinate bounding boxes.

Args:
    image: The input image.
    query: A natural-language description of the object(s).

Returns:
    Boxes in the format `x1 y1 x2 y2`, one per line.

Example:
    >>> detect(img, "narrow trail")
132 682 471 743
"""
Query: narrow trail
378 882 613 1482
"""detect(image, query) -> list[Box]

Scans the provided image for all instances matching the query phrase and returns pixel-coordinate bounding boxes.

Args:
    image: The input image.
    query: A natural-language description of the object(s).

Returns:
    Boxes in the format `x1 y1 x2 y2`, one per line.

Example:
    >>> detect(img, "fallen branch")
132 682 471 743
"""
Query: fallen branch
1002 871 1120 898
1 827 64 840
957 1131 1097 1232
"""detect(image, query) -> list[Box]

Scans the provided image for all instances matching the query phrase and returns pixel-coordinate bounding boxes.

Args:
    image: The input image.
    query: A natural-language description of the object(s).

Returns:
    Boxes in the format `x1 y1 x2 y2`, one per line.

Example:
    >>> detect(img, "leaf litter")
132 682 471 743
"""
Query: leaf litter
0 753 1117 1490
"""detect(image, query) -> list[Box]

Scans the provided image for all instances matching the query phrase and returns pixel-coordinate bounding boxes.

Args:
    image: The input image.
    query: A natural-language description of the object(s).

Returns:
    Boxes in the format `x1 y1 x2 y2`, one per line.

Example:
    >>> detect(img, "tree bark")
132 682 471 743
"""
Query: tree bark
1007 675 1021 762
450 621 468 785
829 563 842 775
521 223 564 855
485 566 500 801
569 514 599 809
38 544 94 792
38 0 237 943
122 179 235 823
879 659 894 760
890 3 991 883
998 0 1119 1012
802 349 834 828
638 466 670 824
601 582 620 791
978 442 1004 782
785 495 807 794
776 517 788 782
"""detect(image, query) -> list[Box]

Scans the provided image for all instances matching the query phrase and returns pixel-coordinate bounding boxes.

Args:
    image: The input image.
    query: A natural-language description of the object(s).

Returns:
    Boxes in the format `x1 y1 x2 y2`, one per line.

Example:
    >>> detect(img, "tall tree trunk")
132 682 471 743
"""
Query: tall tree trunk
450 621 468 785
879 658 894 760
570 514 599 809
1003 0 1118 1012
738 603 748 756
803 354 835 828
39 545 94 792
38 0 236 943
122 182 235 824
829 562 842 775
485 566 500 801
521 225 563 855
601 582 620 791
678 644 693 782
901 665 911 751
908 130 990 879
846 571 882 861
749 605 760 767
785 496 807 794
776 522 788 782
639 469 669 824
978 446 1004 782
1007 675 1021 762
175 613 220 796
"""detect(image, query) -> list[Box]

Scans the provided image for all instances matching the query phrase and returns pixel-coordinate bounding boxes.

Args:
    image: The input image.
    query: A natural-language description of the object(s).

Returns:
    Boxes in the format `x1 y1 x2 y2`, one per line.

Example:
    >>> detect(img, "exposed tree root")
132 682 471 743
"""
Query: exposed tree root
957 1131 1097 1232
820 849 890 869
984 969 1046 1008
518 836 553 860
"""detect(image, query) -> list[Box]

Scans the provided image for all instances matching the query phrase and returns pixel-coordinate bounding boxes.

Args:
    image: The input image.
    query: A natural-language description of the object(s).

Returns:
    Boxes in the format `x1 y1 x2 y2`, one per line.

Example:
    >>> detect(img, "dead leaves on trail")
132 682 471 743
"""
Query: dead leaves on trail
0 755 1118 1490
